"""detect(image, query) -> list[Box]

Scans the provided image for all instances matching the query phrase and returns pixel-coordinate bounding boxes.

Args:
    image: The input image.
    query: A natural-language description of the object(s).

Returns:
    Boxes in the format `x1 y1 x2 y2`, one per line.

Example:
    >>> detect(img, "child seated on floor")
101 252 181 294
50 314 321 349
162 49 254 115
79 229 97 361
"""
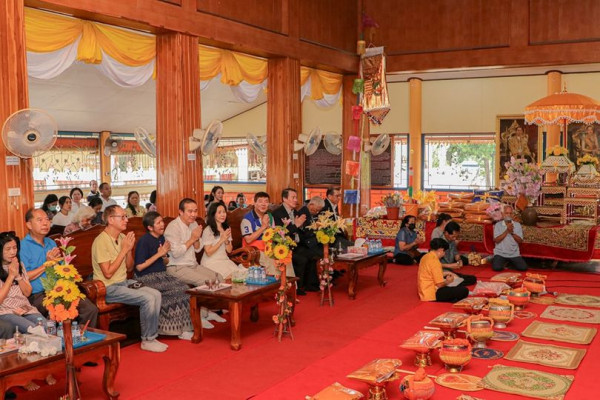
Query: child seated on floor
417 238 469 303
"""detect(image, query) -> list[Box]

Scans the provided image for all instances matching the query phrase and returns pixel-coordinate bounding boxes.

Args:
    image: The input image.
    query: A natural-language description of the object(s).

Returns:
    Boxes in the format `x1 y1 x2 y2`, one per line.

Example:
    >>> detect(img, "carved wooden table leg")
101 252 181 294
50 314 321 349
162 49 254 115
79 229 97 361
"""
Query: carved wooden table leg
229 301 243 350
348 264 358 300
378 257 388 287
102 343 121 400
189 295 203 344
250 304 259 322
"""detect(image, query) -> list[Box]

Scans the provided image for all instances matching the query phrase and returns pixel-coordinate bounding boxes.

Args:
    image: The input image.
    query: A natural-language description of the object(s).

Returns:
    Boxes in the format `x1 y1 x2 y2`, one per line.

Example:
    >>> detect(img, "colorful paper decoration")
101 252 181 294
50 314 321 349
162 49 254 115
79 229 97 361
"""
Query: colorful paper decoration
346 136 362 152
344 190 359 205
345 160 360 177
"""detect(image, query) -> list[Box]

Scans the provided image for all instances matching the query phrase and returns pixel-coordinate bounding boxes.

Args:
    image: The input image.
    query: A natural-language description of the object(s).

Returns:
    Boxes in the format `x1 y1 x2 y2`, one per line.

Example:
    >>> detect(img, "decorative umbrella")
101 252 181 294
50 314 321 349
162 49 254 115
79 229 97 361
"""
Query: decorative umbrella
524 90 600 144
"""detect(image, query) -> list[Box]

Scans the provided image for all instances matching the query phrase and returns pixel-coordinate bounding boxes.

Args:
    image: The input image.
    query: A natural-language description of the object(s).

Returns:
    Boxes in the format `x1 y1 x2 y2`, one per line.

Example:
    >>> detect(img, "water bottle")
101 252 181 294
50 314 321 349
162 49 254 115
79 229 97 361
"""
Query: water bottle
72 321 80 344
259 267 266 282
46 320 57 336
36 317 45 332
13 327 23 345
57 322 64 339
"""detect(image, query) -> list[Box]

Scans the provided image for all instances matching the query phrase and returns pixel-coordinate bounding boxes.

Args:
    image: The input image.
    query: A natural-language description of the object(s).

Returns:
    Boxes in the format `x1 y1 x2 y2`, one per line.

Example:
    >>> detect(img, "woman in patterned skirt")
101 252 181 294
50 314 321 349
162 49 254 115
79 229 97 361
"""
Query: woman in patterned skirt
134 212 194 340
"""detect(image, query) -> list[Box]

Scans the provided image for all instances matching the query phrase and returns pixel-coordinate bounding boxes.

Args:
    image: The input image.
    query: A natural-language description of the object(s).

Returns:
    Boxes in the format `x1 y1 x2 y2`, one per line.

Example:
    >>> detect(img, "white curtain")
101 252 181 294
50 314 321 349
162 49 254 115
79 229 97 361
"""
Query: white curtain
300 76 341 107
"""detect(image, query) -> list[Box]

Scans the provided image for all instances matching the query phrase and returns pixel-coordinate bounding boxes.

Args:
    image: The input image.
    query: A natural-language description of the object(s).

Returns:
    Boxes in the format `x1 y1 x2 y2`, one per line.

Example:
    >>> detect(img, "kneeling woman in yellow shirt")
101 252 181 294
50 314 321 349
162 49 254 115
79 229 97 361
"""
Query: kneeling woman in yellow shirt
417 238 469 303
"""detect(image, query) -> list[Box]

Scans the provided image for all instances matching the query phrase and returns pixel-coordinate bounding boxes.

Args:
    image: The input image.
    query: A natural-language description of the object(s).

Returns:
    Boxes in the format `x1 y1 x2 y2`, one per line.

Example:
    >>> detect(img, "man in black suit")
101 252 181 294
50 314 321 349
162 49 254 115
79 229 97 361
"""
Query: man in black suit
296 196 327 291
272 188 315 295
320 186 353 250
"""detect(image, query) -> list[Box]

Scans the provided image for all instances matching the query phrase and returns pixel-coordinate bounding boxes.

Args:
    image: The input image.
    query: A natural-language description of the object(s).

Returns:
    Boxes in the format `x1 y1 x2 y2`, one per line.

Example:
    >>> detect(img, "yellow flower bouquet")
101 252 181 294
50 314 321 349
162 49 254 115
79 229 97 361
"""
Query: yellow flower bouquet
307 211 346 245
548 145 568 156
577 154 599 166
262 226 296 263
41 237 85 322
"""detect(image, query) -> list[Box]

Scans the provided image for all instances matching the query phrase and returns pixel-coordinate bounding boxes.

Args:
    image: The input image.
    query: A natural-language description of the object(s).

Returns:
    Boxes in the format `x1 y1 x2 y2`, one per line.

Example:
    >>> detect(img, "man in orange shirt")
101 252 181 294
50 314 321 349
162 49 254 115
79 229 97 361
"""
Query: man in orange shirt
418 238 469 302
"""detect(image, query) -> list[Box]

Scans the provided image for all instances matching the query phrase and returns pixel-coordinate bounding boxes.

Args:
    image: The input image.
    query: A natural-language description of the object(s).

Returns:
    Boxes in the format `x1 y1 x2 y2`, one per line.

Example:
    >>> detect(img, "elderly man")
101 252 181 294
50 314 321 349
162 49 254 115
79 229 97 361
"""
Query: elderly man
294 196 326 293
20 208 98 328
163 198 225 328
320 186 352 250
492 205 527 271
92 205 165 352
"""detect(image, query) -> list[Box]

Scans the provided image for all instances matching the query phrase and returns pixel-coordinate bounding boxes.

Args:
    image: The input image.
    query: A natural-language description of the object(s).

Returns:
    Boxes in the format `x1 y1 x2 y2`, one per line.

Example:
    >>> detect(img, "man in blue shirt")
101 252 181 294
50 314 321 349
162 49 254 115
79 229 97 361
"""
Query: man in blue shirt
20 208 98 328
492 205 527 271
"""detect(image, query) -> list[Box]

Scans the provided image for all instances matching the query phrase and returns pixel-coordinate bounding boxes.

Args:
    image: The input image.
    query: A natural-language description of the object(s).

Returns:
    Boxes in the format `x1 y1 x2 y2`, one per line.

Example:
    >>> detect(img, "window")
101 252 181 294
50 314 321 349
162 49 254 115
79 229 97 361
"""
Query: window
391 135 409 188
370 134 408 189
32 133 100 192
109 136 156 187
423 133 496 190
203 138 266 183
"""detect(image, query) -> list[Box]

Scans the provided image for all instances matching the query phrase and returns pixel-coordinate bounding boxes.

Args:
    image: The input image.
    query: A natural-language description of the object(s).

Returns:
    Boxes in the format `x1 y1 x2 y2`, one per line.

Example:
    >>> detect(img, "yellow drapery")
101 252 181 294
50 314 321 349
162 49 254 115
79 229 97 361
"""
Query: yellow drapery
25 8 155 66
198 45 267 85
300 67 343 100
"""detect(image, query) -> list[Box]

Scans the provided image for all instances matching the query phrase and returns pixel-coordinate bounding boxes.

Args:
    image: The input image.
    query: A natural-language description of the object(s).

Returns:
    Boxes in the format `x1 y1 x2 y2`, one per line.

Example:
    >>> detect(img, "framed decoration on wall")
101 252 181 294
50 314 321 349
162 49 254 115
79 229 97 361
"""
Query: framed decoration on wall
567 123 600 166
496 115 541 183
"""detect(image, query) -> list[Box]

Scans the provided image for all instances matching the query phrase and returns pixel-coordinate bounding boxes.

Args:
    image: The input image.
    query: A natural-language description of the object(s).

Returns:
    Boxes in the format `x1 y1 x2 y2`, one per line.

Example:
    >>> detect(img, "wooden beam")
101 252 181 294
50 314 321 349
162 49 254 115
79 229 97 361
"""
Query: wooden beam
26 0 358 73
546 71 562 148
156 32 204 217
408 78 422 194
98 131 111 185
266 58 302 203
0 0 34 237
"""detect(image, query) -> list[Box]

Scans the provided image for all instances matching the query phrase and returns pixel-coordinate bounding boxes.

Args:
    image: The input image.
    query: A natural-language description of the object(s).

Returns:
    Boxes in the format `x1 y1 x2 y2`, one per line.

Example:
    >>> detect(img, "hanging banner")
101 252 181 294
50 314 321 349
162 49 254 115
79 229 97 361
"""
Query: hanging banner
360 47 390 125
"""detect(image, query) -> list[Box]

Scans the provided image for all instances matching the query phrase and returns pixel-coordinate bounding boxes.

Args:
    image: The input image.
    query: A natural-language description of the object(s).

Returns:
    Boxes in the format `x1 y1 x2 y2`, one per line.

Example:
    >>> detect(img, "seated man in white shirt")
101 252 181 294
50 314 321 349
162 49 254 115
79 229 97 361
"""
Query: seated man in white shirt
163 198 225 328
99 182 117 211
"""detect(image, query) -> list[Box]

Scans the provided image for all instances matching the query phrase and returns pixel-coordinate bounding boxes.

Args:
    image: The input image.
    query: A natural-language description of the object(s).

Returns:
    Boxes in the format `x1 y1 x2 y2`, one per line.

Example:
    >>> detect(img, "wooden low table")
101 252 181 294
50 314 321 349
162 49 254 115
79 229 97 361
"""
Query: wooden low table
187 277 298 350
334 252 387 299
0 329 125 400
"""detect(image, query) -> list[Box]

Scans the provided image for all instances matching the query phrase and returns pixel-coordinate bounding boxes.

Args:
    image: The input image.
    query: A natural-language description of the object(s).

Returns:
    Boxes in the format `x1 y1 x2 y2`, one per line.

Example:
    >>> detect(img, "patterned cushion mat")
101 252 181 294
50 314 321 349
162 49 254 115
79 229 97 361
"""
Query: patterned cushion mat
522 320 597 345
540 306 600 324
504 340 586 370
435 373 483 392
555 293 600 308
530 296 556 305
471 348 503 360
482 364 574 400
490 330 520 342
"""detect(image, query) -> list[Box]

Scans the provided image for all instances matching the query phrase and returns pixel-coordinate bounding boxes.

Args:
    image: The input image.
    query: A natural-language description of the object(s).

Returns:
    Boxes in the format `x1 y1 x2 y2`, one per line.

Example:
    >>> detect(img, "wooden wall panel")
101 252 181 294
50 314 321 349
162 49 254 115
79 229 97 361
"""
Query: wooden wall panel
364 0 510 55
0 0 34 237
299 0 358 53
266 58 302 203
159 0 181 6
196 0 284 34
529 0 600 44
156 33 204 217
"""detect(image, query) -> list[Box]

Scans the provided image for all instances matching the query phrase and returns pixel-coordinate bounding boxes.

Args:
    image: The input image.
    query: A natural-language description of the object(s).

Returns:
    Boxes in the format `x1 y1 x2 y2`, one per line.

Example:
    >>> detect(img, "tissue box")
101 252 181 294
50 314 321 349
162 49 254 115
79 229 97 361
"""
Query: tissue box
347 246 368 255
24 334 61 353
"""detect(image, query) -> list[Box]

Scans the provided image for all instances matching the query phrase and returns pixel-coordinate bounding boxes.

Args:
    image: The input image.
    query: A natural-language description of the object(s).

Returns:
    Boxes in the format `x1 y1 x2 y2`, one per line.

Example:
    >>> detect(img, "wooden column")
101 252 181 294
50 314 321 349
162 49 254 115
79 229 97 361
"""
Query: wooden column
359 111 371 216
408 78 423 194
341 75 357 217
0 0 34 237
156 33 203 217
99 131 112 185
546 71 562 148
267 57 302 203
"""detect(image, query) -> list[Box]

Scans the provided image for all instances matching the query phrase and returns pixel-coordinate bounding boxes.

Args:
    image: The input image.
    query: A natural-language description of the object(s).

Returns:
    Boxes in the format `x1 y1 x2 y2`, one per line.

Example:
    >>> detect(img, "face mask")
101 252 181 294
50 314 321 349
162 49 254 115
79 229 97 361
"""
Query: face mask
49 205 58 212
408 223 416 230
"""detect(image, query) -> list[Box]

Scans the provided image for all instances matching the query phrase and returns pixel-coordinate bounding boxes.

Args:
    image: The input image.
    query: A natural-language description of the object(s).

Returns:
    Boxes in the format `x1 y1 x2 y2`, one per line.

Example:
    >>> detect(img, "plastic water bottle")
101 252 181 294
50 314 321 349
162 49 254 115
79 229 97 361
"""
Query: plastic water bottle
46 320 57 336
259 267 266 282
72 321 80 344
36 317 45 332
57 322 64 339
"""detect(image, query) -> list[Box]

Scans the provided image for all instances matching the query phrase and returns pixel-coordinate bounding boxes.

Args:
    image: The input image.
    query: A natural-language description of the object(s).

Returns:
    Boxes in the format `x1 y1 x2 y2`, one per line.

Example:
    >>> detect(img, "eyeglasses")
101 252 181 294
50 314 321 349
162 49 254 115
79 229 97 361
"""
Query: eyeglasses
110 215 128 220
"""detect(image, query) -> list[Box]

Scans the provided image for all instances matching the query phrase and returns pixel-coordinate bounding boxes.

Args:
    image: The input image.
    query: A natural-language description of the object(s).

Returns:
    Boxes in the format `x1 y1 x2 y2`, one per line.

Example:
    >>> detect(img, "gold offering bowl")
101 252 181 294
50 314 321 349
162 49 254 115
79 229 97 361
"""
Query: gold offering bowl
466 316 494 349
366 373 400 400
488 302 514 329
413 349 432 368
507 288 530 310
523 274 546 297
439 339 472 373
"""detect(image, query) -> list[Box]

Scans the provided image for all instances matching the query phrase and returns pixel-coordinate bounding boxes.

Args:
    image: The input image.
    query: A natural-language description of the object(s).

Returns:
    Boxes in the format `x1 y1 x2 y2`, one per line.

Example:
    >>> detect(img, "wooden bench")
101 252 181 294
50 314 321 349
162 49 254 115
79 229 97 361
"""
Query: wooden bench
54 213 259 331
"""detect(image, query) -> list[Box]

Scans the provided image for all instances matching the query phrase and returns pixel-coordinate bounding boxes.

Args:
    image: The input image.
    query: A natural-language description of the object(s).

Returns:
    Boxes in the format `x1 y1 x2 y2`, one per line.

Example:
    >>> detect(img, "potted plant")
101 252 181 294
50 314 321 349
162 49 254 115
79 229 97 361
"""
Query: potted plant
381 192 404 220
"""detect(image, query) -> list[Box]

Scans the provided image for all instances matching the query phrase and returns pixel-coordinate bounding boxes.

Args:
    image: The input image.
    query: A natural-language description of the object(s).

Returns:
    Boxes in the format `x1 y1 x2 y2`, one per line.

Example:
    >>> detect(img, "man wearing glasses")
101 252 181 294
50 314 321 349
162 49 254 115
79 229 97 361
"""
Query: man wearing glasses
92 205 166 352
20 209 98 328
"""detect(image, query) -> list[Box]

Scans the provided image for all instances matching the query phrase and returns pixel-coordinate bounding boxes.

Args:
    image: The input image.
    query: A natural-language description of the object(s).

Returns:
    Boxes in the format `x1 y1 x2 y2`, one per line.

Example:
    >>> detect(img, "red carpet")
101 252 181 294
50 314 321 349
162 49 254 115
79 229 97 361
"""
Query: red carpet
12 264 600 399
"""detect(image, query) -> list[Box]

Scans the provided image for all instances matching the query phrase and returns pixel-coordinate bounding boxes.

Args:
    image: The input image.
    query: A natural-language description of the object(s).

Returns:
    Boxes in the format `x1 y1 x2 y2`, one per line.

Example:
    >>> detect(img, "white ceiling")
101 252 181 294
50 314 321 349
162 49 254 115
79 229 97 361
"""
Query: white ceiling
28 62 267 134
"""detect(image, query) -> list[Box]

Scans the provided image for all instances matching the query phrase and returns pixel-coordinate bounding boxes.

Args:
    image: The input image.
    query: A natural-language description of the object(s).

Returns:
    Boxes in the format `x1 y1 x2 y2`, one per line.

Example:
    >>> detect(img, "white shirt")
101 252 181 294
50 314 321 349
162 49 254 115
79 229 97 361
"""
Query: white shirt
52 212 73 226
100 196 117 211
164 217 203 267
326 198 339 220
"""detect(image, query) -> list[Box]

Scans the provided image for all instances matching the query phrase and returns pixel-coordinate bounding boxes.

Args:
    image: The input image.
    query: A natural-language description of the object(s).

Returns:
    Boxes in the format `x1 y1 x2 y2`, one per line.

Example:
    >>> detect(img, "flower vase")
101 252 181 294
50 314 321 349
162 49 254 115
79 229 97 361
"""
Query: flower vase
403 203 418 217
62 319 81 400
386 206 400 220
521 206 538 226
320 244 334 307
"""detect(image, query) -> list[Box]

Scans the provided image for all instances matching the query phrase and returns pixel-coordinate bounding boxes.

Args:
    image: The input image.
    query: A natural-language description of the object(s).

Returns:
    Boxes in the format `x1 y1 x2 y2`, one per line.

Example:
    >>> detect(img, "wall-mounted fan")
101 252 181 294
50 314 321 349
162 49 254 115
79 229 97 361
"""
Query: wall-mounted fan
134 127 156 158
364 133 390 156
323 131 342 155
1 108 57 158
103 135 122 156
246 133 266 157
189 120 223 155
293 127 322 156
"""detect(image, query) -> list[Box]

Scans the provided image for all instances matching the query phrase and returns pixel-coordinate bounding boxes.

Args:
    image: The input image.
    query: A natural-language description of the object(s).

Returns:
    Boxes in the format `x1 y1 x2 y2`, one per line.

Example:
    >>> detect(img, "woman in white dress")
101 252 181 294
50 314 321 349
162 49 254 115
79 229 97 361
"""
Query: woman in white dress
51 196 73 226
200 203 245 280
69 187 84 214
